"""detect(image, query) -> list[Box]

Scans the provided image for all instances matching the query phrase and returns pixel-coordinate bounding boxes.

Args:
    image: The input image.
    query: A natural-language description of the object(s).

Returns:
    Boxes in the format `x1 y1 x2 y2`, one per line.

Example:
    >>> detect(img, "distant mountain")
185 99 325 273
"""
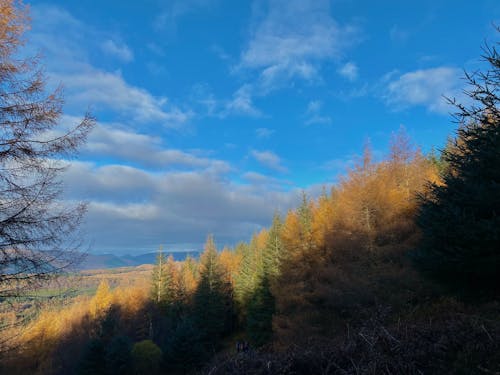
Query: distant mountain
77 251 200 270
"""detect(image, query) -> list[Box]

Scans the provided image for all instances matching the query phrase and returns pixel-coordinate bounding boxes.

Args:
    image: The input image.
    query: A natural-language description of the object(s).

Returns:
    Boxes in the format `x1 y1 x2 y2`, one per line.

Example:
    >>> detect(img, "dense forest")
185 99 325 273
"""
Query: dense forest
1 1 499 374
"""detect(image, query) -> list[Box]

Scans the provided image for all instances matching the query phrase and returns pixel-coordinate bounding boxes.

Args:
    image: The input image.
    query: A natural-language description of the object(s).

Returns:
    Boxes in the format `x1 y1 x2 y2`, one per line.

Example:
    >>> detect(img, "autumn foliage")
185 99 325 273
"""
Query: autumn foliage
0 128 498 374
2 123 499 373
1 1 500 374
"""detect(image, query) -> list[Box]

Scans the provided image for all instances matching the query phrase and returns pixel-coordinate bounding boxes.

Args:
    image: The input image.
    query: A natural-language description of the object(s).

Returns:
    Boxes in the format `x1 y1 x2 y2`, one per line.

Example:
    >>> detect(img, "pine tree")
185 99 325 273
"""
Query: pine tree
78 338 106 375
281 193 314 260
263 213 284 277
105 335 133 375
234 234 264 310
245 214 283 346
163 255 179 307
246 275 274 347
177 255 197 304
163 317 204 372
415 35 500 297
151 245 182 316
151 245 166 304
193 235 234 350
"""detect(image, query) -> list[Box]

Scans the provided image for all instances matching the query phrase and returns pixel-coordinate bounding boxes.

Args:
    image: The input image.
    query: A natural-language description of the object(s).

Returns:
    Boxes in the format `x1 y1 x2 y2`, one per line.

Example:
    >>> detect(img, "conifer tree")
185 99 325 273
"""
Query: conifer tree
151 246 166 304
163 255 179 308
105 335 133 375
297 192 313 250
246 275 274 347
177 255 197 304
151 246 180 314
416 34 500 296
78 338 106 375
193 235 234 350
234 234 263 310
163 316 204 372
0 0 94 300
90 280 112 318
263 213 284 277
245 214 283 346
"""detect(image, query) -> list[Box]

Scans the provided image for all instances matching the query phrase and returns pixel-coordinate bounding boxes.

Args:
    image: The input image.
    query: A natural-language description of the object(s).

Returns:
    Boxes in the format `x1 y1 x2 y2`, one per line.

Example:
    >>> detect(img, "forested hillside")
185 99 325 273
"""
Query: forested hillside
1 0 499 374
2 119 499 374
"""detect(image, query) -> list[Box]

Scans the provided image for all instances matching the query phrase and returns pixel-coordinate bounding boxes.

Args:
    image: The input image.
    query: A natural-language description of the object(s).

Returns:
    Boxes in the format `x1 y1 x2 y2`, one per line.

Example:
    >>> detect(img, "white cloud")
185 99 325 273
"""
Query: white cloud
63 161 303 251
251 150 287 173
26 3 330 253
101 39 134 62
31 4 191 127
383 67 463 113
242 171 292 188
307 100 322 113
84 124 228 170
223 84 262 117
321 158 355 175
154 0 218 31
338 62 358 81
191 83 262 118
29 5 87 64
54 69 192 126
238 0 360 91
256 127 274 138
304 100 332 126
91 202 160 221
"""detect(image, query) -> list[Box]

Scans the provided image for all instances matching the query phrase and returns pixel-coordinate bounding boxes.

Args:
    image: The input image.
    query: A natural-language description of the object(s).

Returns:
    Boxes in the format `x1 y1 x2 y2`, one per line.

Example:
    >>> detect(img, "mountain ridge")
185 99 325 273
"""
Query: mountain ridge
77 251 200 270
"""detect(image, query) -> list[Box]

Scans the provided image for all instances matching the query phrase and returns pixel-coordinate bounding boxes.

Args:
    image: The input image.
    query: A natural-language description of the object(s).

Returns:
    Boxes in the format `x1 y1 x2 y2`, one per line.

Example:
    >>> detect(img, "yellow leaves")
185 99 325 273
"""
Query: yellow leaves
219 248 242 285
179 260 198 296
311 194 335 249
0 0 29 57
255 229 269 251
422 158 443 187
113 285 147 316
272 136 445 343
20 295 90 369
276 137 441 265
18 278 152 371
90 280 112 318
219 249 235 270
327 143 441 246
281 211 302 256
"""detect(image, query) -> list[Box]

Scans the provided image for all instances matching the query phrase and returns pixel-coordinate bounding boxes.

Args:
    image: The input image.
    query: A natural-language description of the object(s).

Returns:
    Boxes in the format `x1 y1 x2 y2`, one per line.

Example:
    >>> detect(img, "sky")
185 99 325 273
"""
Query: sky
25 0 500 254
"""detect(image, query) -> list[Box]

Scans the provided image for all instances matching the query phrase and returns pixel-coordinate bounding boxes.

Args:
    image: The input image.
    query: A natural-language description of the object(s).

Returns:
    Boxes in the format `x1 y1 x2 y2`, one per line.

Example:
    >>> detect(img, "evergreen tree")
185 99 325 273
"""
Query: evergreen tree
234 234 263 310
245 214 283 346
193 235 234 351
151 246 166 304
246 275 275 347
163 317 204 372
297 191 313 243
163 255 180 308
263 213 284 277
415 35 500 296
177 255 197 304
78 338 106 375
105 335 133 375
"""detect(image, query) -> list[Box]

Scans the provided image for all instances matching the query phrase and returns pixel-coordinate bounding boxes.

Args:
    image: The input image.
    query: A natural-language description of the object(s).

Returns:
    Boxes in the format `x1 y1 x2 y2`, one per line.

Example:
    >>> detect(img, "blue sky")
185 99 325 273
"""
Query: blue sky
27 0 500 254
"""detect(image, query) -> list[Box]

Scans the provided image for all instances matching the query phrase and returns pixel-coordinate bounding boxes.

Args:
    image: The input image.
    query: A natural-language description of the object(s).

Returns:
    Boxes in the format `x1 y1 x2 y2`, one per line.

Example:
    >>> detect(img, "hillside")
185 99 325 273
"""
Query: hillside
78 251 200 270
